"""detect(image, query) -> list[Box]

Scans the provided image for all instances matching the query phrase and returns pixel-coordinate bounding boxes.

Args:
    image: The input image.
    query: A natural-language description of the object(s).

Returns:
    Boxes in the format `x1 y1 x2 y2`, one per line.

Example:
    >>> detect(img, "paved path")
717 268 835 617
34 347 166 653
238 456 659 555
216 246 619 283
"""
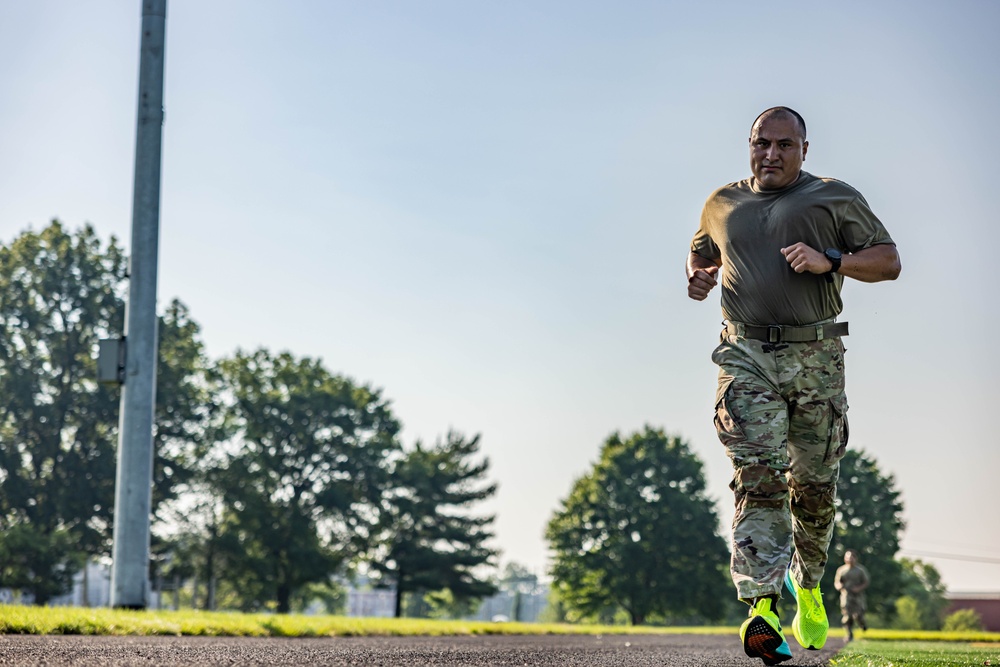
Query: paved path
0 633 843 666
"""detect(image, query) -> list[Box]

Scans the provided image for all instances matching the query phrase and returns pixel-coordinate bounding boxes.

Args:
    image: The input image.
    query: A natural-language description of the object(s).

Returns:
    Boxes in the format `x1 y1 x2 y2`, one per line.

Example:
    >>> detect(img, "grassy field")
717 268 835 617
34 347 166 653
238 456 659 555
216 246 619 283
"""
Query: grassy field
833 639 1000 666
0 604 740 637
848 627 1000 643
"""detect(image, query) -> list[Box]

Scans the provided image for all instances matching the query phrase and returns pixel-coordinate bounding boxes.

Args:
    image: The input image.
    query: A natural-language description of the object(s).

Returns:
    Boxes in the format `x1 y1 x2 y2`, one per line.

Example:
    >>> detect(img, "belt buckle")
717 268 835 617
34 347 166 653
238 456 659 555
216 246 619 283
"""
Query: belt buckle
767 325 781 343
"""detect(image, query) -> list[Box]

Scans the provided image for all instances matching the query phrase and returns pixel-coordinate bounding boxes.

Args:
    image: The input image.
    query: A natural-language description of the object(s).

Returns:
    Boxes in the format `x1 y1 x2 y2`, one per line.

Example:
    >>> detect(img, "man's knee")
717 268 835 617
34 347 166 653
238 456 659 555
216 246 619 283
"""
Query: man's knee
732 463 788 510
789 477 836 519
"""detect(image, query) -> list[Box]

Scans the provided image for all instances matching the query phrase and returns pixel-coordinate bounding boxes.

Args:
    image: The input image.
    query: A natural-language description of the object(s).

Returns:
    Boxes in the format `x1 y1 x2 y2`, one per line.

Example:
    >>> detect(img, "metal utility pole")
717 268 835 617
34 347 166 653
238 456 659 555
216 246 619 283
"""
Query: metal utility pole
110 0 167 609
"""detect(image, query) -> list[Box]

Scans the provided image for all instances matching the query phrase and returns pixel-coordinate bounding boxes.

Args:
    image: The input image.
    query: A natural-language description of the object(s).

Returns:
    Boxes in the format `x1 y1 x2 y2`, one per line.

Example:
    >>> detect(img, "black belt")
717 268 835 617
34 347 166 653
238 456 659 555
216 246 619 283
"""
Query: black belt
725 321 849 343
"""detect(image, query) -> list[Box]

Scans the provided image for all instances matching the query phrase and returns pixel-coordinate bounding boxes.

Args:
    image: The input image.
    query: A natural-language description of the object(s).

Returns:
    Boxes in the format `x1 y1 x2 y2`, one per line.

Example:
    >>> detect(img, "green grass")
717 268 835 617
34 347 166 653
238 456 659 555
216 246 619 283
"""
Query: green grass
0 604 737 637
846 628 1000 643
832 639 1000 666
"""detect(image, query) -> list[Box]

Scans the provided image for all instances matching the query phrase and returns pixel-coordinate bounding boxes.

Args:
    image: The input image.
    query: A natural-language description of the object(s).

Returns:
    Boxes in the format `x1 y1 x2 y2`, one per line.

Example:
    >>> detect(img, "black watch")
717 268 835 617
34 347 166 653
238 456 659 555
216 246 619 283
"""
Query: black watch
823 248 842 275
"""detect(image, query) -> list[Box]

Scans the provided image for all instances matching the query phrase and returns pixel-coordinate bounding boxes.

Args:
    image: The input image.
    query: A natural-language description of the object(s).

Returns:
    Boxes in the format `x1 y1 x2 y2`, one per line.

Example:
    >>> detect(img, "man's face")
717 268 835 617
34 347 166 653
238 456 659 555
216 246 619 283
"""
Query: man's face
845 551 857 566
749 113 808 190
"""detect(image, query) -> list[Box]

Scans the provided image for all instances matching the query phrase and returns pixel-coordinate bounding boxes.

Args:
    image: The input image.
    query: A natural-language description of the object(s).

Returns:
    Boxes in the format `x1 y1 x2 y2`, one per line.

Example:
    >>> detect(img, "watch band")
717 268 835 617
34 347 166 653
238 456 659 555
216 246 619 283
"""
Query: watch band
823 249 842 283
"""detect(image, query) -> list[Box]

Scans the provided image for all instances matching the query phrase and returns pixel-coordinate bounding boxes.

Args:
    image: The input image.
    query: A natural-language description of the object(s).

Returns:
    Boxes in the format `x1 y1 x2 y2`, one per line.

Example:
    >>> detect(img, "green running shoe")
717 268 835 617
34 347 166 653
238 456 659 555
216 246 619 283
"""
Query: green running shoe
740 597 792 666
784 570 829 650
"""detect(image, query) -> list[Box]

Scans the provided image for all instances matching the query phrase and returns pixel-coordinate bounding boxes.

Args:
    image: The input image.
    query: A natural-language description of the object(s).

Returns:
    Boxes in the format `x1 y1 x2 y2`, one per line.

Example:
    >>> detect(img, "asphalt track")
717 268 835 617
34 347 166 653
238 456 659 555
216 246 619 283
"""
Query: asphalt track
0 633 844 666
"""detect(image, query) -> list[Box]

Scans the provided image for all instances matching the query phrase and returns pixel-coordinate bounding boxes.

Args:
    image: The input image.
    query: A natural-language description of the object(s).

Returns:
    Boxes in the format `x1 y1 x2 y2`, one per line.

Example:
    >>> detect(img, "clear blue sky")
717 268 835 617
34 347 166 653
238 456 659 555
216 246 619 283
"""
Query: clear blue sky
2 1 998 593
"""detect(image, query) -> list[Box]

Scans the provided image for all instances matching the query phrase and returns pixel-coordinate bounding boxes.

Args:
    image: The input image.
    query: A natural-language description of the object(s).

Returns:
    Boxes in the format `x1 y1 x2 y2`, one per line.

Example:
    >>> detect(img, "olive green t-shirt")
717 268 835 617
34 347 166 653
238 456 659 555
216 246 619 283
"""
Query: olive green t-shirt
835 563 870 605
690 171 895 326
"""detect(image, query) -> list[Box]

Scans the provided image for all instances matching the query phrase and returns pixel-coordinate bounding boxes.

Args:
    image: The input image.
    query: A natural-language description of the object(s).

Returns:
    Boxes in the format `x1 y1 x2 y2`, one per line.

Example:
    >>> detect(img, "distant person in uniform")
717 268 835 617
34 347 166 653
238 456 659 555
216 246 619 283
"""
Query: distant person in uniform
687 106 900 665
834 549 870 641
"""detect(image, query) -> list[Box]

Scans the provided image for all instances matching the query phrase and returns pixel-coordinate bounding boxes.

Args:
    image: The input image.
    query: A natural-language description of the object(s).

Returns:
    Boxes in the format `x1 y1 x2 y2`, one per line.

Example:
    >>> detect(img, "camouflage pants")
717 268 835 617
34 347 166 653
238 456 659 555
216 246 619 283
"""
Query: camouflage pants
712 329 849 601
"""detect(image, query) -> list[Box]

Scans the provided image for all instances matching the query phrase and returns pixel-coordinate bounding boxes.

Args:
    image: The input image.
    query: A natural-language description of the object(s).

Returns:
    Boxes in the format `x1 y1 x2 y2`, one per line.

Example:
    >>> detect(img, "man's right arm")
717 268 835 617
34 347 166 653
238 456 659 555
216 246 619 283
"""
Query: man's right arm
687 251 721 301
853 567 870 593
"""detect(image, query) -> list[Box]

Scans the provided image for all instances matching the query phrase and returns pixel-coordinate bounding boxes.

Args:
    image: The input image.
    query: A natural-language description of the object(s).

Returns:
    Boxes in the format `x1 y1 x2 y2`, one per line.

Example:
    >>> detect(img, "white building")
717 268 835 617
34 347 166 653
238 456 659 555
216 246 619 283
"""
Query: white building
45 560 112 607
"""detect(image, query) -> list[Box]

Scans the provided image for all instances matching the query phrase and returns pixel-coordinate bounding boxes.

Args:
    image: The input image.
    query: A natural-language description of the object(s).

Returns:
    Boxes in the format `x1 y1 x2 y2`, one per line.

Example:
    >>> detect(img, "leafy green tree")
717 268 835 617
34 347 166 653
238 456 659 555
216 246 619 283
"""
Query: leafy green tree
290 579 348 615
894 595 923 630
0 524 83 603
0 222 124 602
546 426 730 625
537 584 569 623
153 488 225 610
152 299 219 514
0 221 217 603
943 608 984 632
894 558 948 630
824 449 906 623
211 349 401 613
421 587 482 619
149 302 223 609
372 431 498 618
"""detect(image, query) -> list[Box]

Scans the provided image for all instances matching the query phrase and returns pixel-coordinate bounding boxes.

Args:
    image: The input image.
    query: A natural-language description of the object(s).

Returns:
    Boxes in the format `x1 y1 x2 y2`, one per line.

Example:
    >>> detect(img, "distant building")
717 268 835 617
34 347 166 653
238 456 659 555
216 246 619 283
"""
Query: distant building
48 560 112 608
46 560 165 609
346 588 396 618
946 592 1000 631
12 563 548 623
470 586 550 623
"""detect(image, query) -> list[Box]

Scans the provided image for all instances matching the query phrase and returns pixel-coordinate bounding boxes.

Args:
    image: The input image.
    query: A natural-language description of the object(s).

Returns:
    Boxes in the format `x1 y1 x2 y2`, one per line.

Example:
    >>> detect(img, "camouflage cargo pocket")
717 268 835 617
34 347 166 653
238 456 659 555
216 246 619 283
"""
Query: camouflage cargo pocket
823 393 849 465
714 378 746 448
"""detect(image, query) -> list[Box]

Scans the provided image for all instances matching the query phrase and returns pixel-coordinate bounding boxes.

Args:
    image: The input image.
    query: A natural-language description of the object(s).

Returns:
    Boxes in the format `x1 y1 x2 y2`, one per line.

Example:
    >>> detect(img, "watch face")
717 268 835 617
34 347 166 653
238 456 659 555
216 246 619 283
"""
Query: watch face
826 249 842 260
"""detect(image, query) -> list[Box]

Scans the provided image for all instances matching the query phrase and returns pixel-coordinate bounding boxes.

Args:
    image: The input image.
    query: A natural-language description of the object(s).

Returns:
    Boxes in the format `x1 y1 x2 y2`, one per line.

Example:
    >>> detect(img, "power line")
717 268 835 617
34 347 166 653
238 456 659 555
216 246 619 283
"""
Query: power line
900 549 1000 565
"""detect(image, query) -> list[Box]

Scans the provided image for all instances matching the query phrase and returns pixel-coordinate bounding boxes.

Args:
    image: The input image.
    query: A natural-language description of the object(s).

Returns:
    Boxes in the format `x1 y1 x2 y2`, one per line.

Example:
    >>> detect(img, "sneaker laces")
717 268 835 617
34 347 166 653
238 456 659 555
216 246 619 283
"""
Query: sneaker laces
804 587 825 618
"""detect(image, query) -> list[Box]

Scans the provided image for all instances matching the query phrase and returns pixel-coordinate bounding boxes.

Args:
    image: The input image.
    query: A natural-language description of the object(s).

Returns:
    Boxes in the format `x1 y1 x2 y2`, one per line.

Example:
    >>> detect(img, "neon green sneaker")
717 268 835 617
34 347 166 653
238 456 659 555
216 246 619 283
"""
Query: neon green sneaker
784 570 829 650
739 597 792 666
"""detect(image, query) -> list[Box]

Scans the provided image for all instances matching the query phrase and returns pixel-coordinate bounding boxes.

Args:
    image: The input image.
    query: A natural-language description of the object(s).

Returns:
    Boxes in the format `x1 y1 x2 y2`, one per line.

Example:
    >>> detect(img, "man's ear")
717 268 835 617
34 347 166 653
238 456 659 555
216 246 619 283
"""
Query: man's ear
802 140 809 161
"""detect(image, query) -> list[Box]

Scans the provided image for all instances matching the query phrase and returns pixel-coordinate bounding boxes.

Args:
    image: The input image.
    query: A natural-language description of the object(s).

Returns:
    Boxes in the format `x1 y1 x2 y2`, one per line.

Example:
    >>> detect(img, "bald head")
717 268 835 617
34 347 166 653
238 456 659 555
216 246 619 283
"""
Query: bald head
748 107 809 190
752 107 807 142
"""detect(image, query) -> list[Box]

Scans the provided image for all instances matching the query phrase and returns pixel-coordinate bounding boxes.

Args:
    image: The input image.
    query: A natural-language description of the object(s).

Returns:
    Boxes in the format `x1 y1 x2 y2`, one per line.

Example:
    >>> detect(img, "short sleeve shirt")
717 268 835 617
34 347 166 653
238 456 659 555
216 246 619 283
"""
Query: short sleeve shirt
835 563 869 604
690 172 895 325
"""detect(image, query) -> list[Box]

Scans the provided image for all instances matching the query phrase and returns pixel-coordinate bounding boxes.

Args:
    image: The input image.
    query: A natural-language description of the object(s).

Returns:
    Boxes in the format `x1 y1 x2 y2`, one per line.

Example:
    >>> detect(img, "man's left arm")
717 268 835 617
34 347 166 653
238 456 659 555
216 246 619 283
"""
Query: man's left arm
781 242 901 283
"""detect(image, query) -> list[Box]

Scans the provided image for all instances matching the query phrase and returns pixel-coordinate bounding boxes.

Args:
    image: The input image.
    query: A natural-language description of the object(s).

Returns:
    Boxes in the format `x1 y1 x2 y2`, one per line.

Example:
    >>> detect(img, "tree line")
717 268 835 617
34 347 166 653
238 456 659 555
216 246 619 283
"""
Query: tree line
543 430 962 628
0 221 960 627
0 221 497 613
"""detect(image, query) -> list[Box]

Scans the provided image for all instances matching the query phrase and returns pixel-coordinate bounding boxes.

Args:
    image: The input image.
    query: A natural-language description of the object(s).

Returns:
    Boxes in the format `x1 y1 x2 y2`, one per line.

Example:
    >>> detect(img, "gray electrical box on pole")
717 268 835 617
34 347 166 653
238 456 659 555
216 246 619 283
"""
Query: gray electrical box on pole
110 0 167 609
97 337 127 385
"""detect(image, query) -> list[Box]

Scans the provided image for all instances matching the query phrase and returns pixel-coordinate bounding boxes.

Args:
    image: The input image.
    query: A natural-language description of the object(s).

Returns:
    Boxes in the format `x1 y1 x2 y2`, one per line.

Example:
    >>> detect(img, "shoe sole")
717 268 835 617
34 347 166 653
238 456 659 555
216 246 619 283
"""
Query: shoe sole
743 616 792 665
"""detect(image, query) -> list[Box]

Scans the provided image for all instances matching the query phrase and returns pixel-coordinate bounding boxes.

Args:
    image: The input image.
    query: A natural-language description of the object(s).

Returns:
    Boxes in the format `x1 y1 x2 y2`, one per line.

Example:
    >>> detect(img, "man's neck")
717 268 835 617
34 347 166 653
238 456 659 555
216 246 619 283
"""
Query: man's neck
752 170 804 193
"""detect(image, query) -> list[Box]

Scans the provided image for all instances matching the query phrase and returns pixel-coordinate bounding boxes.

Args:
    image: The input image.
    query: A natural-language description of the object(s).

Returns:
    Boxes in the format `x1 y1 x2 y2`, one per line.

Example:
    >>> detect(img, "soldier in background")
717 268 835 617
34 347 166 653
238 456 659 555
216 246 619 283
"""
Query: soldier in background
834 549 870 641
